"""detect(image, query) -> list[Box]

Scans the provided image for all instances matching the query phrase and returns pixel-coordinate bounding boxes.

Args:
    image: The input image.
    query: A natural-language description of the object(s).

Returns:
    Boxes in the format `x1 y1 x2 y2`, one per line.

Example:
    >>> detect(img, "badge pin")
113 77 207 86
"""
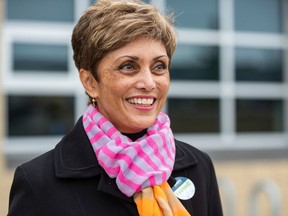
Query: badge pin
172 177 195 200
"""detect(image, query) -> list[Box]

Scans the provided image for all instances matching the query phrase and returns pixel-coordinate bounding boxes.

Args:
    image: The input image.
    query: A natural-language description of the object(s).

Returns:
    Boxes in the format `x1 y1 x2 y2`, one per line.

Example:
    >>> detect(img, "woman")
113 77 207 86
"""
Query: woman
8 0 223 215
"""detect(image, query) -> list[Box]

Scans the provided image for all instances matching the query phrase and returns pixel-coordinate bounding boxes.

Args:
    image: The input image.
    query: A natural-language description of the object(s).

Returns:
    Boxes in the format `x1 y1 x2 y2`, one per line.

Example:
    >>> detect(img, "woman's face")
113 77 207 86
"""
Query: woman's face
83 38 170 133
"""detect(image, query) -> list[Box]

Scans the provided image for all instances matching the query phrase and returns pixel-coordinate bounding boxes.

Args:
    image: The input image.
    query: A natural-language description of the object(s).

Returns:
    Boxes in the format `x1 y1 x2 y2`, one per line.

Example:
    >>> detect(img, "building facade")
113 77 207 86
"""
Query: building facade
0 0 288 215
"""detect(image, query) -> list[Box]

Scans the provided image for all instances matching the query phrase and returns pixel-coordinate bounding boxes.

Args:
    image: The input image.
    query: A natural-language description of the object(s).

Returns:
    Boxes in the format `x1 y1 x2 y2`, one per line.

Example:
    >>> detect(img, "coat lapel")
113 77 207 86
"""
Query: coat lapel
174 139 198 171
54 117 101 178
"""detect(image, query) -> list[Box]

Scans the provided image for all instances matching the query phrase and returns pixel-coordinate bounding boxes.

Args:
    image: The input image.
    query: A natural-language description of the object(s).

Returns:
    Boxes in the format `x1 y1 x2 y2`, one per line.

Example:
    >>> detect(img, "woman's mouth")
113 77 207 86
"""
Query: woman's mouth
127 98 155 106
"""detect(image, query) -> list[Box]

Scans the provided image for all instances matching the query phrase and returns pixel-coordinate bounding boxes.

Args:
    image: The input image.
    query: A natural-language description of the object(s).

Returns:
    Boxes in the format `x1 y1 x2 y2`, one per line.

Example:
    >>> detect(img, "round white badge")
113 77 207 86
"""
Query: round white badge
172 177 195 200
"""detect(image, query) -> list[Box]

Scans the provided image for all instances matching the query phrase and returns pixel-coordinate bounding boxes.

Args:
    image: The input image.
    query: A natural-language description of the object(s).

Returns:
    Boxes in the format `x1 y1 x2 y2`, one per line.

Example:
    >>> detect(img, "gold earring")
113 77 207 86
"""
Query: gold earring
92 98 96 107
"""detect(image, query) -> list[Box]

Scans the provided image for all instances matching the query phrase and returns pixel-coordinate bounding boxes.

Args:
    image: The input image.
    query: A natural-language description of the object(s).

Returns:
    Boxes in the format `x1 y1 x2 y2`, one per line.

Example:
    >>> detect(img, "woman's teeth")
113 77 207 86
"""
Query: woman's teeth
127 98 154 106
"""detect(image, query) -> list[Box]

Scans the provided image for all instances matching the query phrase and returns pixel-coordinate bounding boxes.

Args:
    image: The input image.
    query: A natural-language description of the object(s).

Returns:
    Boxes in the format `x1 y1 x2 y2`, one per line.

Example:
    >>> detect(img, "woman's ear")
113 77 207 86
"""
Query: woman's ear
79 69 99 98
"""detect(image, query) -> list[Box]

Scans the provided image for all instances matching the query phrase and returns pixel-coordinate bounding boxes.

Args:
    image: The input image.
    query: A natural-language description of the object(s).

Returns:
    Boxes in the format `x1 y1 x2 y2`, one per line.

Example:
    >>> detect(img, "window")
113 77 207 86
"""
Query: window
6 0 75 22
236 99 283 132
235 48 283 82
167 0 219 29
13 43 69 73
171 45 219 80
8 95 75 136
168 98 220 133
234 0 283 32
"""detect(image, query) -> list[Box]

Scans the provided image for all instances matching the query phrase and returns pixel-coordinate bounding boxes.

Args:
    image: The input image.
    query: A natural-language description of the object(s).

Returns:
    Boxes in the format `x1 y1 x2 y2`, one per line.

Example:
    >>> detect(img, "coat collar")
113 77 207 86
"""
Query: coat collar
54 117 198 201
54 117 101 179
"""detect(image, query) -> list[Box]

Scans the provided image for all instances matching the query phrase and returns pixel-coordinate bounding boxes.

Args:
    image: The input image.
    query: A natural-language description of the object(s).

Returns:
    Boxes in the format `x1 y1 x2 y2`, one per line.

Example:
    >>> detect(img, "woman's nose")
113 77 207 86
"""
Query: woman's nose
135 68 156 91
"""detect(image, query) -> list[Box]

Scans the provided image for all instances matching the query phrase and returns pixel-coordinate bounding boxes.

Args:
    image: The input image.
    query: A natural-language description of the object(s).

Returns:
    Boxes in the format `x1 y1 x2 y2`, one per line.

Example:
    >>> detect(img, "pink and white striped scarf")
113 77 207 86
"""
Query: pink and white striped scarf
82 105 176 197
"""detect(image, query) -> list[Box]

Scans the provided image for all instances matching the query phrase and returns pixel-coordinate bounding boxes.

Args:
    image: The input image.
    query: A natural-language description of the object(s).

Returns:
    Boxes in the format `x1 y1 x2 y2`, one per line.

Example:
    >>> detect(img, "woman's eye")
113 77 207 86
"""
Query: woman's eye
121 64 133 70
119 63 137 72
156 64 165 70
152 63 167 73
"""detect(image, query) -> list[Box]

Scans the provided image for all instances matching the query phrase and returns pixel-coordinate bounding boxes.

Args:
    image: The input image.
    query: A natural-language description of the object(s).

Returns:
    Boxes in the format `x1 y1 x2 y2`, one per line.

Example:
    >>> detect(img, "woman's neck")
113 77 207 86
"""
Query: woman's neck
121 129 147 142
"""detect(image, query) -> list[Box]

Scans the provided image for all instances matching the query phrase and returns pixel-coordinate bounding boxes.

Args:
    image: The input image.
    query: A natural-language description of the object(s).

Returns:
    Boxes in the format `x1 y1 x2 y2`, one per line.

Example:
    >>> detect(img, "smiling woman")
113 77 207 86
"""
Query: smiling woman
80 38 170 133
8 0 223 216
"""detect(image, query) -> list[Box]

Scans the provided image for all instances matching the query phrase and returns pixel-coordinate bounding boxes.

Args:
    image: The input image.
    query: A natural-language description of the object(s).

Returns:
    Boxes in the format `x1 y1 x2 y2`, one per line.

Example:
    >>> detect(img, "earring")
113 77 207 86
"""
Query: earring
92 98 96 107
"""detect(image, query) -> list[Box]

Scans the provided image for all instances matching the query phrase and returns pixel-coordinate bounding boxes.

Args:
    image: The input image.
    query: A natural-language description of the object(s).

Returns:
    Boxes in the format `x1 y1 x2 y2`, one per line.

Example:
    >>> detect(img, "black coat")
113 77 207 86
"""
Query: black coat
8 118 223 216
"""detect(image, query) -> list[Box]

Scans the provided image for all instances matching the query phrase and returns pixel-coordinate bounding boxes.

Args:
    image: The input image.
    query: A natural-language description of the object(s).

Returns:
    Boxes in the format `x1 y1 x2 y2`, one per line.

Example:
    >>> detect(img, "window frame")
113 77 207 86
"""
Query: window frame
1 0 288 160
2 0 90 158
164 0 288 152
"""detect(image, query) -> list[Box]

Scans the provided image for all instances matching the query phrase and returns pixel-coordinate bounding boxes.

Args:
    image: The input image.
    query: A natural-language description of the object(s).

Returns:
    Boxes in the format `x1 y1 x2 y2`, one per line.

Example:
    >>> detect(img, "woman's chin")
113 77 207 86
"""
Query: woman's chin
120 119 156 133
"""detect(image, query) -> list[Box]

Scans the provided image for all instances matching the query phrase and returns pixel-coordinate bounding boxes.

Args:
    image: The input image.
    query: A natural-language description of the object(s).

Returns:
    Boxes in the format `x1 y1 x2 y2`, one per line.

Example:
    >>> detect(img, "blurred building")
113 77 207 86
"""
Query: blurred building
0 0 288 215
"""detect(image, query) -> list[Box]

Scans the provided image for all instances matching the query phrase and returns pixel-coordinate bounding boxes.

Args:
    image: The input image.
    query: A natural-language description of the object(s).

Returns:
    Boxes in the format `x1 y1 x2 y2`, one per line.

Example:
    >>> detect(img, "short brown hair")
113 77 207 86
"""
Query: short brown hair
71 0 176 80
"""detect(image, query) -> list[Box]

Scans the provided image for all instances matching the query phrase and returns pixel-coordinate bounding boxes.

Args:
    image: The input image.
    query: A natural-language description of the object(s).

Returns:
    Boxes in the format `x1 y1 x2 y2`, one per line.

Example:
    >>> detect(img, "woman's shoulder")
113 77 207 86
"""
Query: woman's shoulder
175 139 211 159
19 149 55 178
174 138 214 170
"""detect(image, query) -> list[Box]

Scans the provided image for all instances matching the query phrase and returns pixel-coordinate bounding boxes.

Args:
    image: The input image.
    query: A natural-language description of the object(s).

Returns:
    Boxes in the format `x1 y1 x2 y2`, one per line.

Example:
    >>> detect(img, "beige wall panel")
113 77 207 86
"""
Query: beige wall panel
216 160 288 216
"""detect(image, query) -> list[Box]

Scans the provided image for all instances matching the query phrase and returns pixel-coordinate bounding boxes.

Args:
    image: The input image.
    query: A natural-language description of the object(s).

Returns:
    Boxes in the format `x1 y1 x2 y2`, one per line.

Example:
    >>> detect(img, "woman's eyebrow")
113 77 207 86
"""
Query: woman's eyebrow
116 56 139 61
153 55 169 61
116 55 168 61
